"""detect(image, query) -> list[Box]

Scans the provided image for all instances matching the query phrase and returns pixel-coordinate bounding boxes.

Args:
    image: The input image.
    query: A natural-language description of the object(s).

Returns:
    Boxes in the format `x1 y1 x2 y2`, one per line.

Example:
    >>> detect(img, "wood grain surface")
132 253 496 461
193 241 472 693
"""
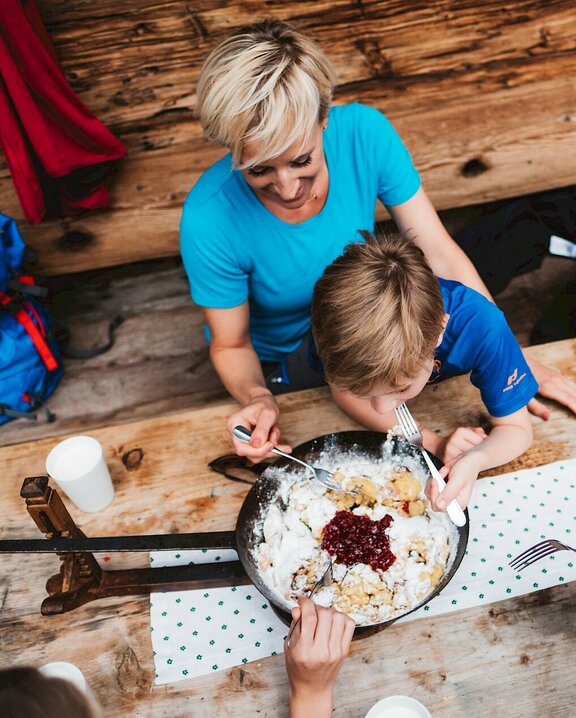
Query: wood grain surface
1 1 575 274
0 339 574 717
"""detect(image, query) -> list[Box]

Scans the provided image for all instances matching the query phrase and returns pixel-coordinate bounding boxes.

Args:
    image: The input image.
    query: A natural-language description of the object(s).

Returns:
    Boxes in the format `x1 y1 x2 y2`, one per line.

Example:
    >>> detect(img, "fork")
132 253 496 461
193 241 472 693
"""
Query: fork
509 539 576 571
233 426 354 493
286 559 334 646
394 403 467 528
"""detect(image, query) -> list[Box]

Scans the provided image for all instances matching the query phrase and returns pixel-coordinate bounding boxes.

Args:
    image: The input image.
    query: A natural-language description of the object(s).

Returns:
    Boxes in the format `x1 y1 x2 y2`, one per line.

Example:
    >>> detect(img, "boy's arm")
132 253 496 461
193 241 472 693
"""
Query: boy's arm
428 407 533 511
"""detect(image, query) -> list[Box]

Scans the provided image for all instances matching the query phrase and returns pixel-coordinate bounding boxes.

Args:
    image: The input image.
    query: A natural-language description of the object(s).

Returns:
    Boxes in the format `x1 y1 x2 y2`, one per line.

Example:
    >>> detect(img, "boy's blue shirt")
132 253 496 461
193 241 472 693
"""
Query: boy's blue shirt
310 279 538 418
433 279 538 417
180 103 421 361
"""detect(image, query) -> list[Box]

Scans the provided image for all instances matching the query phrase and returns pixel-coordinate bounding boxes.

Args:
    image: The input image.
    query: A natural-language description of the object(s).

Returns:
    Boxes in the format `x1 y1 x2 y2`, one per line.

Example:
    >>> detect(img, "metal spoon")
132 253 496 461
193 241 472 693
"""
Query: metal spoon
232 425 349 492
286 559 334 647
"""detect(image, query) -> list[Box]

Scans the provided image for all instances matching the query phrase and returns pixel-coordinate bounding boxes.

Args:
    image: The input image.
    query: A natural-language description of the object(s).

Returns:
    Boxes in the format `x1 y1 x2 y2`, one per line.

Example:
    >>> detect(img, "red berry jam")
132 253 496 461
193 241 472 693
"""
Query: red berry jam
321 510 396 572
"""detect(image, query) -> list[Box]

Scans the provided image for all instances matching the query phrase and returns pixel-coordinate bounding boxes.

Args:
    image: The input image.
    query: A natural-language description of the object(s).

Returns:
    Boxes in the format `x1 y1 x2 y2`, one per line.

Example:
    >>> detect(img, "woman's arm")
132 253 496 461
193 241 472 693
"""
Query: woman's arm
389 187 576 418
203 304 291 460
389 187 492 300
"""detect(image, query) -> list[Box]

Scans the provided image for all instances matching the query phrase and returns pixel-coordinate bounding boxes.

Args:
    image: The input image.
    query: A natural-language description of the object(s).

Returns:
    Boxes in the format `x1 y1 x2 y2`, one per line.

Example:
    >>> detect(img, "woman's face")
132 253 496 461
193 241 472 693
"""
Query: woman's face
239 122 327 212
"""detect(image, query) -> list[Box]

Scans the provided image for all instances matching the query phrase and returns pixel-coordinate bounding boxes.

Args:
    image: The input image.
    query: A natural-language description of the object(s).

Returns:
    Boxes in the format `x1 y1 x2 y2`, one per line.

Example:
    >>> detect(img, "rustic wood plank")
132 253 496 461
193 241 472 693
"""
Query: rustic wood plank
0 339 574 717
0 1 574 273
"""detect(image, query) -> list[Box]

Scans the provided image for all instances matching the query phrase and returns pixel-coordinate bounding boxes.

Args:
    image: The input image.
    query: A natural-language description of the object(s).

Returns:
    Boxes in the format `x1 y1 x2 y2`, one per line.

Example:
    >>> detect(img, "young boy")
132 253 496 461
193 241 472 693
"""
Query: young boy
310 231 537 513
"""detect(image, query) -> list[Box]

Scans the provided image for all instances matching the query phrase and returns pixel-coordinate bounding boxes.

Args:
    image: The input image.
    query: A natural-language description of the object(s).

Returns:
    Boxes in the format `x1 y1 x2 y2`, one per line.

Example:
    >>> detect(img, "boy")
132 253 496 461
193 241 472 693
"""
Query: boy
311 231 537 513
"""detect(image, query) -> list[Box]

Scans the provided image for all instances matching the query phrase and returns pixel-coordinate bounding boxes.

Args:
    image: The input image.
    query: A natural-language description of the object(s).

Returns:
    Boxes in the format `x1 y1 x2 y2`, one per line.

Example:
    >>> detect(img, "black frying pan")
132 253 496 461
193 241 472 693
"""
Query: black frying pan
1 431 468 635
210 430 470 637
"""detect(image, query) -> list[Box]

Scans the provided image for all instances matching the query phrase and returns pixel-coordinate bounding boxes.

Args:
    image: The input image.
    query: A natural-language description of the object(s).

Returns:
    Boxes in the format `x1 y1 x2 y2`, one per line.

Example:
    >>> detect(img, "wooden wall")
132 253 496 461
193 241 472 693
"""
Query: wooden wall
1 0 575 275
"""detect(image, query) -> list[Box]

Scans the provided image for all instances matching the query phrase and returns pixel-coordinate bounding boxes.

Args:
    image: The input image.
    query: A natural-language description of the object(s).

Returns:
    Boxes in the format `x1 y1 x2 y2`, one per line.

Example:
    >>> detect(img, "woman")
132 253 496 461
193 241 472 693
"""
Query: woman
181 19 575 462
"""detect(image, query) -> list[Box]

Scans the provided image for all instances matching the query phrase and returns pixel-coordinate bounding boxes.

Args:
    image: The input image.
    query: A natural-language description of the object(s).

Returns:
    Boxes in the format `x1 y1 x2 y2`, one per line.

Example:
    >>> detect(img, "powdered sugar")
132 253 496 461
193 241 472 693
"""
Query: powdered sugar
252 440 457 626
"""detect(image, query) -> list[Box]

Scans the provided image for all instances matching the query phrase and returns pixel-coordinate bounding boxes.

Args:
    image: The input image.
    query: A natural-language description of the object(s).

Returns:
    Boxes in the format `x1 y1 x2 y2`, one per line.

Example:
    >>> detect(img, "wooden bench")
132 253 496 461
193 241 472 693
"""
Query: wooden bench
1 0 575 275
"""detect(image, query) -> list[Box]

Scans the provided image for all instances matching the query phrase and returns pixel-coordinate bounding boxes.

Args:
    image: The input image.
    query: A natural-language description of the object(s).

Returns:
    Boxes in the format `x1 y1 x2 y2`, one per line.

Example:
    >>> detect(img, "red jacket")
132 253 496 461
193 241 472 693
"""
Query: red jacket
0 0 126 223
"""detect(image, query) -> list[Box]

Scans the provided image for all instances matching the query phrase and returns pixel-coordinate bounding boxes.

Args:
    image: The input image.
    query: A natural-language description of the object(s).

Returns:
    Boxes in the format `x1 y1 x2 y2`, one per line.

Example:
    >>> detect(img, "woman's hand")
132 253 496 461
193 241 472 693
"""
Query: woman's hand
526 357 576 419
284 597 355 718
226 392 292 462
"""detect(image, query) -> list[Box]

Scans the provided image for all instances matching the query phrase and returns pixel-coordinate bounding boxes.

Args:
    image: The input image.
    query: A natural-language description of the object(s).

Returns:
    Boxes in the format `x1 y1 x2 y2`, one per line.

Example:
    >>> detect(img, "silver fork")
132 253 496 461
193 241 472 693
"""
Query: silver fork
509 539 576 571
394 403 467 528
233 426 355 493
286 560 334 647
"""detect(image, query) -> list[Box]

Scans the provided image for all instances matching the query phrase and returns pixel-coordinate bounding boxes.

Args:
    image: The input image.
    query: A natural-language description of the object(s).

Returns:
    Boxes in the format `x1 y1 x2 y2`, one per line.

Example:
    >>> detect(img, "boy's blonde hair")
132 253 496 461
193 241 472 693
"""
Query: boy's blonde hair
196 19 336 168
311 231 445 395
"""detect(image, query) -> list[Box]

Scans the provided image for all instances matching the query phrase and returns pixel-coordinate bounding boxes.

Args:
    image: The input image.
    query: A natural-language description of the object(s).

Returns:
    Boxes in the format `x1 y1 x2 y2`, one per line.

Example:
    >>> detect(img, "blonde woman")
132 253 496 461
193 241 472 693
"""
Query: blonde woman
180 19 575 462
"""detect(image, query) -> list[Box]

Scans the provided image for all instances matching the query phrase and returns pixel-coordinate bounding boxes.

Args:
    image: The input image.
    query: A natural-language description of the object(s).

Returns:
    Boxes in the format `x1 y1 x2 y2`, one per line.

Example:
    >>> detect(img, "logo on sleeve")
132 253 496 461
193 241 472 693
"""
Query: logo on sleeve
503 367 526 393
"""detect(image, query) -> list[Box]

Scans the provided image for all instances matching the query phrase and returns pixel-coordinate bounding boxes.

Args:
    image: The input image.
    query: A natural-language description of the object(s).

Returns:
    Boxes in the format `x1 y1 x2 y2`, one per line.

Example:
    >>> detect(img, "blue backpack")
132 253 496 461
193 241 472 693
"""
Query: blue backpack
0 213 63 425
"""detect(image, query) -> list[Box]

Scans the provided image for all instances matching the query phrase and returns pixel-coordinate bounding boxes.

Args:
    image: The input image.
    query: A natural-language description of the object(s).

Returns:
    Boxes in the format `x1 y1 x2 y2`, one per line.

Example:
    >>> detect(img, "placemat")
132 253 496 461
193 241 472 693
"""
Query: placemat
150 457 576 684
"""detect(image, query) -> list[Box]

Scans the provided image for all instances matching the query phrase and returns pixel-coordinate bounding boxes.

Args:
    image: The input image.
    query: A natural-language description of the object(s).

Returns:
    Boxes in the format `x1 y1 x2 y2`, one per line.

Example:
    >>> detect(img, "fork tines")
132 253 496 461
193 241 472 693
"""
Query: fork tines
394 403 419 437
509 539 562 571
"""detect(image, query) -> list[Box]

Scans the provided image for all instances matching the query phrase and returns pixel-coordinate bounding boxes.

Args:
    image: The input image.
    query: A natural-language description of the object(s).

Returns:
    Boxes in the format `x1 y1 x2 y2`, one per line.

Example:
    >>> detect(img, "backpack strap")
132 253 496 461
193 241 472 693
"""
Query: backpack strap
0 293 59 371
7 275 48 298
0 402 55 423
0 386 56 423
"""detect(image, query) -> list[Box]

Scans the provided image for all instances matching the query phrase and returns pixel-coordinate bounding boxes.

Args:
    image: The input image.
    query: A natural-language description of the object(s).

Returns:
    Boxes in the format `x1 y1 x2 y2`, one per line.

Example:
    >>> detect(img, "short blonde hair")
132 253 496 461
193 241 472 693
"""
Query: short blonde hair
311 231 445 396
196 19 336 168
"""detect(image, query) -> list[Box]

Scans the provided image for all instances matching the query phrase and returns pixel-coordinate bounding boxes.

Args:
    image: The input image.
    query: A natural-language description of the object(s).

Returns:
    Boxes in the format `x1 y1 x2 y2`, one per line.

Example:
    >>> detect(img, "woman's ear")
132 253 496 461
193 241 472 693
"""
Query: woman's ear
435 313 450 347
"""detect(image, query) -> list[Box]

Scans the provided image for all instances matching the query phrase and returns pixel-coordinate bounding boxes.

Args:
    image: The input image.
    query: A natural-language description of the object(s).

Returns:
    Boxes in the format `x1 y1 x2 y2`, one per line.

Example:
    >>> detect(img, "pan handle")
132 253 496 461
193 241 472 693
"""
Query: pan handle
208 454 270 485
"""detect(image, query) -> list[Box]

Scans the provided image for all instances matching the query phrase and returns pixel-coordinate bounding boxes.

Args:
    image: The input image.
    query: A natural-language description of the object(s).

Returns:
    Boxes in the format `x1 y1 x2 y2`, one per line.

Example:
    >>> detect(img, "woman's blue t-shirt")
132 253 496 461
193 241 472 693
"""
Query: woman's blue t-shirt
180 103 421 361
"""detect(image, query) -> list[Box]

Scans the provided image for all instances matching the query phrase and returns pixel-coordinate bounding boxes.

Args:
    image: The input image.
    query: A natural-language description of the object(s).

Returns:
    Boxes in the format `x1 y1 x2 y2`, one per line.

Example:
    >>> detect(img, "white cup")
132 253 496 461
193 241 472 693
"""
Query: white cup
365 695 432 718
39 661 87 694
46 435 114 512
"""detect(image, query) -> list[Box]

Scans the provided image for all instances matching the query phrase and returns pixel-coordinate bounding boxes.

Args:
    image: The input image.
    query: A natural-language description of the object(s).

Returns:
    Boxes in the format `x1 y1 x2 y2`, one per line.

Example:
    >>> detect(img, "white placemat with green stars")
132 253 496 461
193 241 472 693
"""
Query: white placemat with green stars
150 457 576 685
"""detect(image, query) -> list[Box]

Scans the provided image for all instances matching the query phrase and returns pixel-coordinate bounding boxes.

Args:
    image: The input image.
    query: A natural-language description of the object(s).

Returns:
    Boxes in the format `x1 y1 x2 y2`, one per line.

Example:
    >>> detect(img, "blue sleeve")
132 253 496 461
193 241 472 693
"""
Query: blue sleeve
353 104 421 207
469 307 539 417
179 197 249 309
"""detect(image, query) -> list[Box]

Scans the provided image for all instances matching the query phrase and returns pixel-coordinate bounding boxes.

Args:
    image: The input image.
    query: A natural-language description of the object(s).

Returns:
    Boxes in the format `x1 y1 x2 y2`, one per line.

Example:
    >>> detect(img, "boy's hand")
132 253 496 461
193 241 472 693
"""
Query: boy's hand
426 451 484 512
431 426 488 463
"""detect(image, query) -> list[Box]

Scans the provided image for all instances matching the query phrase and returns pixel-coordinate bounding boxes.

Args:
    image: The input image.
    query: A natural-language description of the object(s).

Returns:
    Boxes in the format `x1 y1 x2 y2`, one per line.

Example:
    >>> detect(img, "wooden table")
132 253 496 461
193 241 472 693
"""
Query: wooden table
1 339 575 717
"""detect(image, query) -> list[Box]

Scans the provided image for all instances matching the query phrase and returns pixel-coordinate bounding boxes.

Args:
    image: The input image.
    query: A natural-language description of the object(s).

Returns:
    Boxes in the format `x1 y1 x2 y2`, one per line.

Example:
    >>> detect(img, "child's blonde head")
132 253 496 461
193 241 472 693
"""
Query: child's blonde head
196 19 336 168
311 231 445 395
